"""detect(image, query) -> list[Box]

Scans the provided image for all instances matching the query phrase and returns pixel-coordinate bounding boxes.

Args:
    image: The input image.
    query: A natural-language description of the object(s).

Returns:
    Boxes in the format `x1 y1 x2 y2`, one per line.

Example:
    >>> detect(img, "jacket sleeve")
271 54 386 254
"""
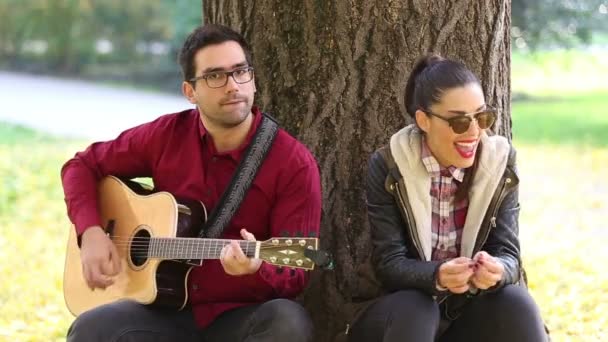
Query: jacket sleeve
482 155 521 291
367 150 443 295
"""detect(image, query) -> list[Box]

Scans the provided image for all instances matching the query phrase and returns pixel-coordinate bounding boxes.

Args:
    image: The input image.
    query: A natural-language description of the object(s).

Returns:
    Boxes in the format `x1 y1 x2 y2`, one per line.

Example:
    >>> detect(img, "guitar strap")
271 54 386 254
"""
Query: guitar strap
199 113 279 239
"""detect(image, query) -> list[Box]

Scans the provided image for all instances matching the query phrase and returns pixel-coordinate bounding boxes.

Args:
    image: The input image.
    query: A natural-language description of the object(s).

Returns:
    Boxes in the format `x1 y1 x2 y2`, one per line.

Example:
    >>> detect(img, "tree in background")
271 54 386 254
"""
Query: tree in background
512 0 608 50
204 1 511 341
41 0 96 73
165 0 203 59
0 0 198 87
90 1 170 65
0 0 40 65
2 1 605 87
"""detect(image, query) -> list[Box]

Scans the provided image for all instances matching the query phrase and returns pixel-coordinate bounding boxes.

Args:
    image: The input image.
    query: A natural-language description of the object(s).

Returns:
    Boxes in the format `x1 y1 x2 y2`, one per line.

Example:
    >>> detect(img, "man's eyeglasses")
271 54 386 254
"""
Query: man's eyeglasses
189 67 254 88
423 106 497 134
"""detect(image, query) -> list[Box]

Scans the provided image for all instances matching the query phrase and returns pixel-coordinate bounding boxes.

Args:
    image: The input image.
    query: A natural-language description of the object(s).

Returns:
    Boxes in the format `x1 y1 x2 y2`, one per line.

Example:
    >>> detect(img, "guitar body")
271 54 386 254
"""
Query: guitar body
63 176 206 316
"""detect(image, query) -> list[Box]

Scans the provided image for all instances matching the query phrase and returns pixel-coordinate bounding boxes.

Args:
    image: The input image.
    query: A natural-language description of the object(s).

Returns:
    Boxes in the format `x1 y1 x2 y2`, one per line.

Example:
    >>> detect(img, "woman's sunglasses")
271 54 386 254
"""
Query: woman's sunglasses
424 107 497 134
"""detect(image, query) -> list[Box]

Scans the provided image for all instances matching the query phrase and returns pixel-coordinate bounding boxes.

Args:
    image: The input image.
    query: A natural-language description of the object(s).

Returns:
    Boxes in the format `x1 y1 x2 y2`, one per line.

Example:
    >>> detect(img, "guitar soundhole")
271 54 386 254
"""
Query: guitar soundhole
130 229 151 267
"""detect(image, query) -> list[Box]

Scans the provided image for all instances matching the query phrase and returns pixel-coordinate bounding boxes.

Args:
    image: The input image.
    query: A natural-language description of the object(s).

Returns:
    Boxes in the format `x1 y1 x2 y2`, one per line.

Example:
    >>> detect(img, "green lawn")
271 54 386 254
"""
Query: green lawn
0 124 58 145
1 49 607 341
512 91 608 147
511 49 608 148
0 131 84 341
511 49 607 341
517 145 608 341
512 49 608 96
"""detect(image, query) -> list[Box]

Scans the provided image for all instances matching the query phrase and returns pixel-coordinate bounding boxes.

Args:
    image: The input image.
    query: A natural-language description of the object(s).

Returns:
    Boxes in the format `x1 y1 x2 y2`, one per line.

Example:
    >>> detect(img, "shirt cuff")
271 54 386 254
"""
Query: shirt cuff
256 261 278 285
74 209 102 236
433 260 449 293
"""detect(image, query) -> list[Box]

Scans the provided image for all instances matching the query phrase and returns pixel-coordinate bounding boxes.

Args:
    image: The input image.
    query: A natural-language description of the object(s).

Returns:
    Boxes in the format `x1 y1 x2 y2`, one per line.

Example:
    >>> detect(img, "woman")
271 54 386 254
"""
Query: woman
348 55 547 342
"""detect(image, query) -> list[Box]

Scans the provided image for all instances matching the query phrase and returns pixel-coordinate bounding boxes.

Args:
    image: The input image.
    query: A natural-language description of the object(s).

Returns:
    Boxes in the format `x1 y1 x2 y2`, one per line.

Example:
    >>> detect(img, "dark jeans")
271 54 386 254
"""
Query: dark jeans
348 285 547 342
67 299 313 342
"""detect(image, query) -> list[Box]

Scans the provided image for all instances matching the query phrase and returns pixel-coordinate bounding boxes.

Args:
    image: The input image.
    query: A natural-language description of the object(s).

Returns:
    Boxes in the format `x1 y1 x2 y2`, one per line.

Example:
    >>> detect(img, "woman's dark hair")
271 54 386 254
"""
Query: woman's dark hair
405 54 482 201
404 54 480 118
178 24 253 84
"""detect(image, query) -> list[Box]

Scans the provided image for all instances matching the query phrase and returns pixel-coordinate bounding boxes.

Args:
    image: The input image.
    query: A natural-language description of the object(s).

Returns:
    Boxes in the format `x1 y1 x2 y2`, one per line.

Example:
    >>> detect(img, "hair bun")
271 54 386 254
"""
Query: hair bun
422 54 445 68
405 54 444 116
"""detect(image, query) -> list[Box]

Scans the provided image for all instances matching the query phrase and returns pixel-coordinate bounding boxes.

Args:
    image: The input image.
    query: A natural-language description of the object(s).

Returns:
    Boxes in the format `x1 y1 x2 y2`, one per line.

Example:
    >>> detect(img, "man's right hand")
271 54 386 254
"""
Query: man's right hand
437 257 475 294
80 226 121 290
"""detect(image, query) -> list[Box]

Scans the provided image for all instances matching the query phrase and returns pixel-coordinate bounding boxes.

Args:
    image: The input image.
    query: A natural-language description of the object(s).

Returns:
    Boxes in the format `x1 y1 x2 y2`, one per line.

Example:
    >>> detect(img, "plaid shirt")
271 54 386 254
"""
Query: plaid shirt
421 139 469 261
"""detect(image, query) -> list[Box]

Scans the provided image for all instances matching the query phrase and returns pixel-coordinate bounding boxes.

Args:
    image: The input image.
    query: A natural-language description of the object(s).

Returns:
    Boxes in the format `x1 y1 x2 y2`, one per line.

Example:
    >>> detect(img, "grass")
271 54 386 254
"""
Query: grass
510 48 607 341
512 91 608 147
0 124 58 145
517 145 608 341
511 49 608 147
4 126 606 342
511 49 608 96
1 48 607 341
0 134 86 341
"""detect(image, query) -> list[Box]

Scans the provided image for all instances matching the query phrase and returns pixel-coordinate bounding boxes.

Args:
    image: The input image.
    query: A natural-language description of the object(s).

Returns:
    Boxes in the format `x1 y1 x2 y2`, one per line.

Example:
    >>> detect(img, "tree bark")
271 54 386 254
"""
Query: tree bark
203 1 511 341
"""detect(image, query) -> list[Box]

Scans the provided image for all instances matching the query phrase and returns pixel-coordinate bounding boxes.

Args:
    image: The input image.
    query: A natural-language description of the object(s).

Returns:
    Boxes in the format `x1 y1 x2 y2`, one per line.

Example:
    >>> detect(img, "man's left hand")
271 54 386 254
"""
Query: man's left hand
220 229 263 276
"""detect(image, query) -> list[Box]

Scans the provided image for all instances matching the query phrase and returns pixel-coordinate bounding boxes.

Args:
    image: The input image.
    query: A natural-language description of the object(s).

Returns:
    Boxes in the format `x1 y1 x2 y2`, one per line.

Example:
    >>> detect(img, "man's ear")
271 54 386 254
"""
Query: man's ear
182 81 197 104
415 109 430 133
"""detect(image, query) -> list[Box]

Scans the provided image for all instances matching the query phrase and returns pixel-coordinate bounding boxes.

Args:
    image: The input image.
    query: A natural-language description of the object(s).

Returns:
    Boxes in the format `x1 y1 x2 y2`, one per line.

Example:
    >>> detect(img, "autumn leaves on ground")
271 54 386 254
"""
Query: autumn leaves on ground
1 50 606 341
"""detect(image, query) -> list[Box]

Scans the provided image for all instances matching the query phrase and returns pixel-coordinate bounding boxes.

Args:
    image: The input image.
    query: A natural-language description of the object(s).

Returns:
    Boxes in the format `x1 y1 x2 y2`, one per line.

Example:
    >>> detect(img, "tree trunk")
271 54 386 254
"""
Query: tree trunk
203 1 511 341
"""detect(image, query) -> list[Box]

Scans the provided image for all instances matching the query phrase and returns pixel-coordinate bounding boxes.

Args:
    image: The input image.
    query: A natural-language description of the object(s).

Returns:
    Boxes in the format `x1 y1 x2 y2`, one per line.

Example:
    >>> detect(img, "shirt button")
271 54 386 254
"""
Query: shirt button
212 157 218 162
206 189 212 196
192 284 198 290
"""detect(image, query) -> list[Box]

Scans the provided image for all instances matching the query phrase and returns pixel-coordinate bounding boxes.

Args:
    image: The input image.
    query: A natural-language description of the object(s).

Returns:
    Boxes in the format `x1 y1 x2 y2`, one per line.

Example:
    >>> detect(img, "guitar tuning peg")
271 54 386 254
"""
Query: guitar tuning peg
275 267 284 274
308 231 317 238
280 230 289 237
296 231 303 237
290 269 296 277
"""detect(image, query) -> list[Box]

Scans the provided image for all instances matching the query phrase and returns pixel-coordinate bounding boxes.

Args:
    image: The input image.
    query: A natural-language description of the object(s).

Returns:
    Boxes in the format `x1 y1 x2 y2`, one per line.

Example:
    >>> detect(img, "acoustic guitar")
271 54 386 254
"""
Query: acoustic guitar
63 176 320 316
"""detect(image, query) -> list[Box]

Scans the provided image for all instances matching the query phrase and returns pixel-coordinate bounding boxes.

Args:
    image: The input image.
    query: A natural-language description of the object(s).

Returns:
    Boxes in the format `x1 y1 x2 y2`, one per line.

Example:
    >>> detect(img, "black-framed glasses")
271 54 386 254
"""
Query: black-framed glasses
424 106 497 134
189 66 254 88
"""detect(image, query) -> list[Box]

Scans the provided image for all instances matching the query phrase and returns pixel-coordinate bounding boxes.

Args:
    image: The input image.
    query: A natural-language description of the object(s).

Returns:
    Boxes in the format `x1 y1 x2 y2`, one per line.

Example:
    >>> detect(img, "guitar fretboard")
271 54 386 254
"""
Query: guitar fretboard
147 238 258 260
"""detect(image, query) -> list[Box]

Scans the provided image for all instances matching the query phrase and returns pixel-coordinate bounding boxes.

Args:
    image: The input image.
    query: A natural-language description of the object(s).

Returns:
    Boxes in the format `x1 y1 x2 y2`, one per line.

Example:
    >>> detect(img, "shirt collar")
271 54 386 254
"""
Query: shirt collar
197 106 263 161
421 137 466 182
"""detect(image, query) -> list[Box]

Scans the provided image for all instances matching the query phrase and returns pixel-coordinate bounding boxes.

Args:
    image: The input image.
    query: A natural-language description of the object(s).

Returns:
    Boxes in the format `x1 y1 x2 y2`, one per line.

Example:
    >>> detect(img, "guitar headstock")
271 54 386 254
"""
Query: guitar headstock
259 237 318 270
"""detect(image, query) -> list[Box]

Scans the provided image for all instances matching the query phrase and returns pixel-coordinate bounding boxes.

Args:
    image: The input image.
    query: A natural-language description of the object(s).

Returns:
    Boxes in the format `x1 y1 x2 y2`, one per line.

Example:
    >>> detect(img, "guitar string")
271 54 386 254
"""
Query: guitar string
101 236 314 261
110 238 312 243
108 236 314 242
121 253 310 262
110 242 287 250
112 243 306 258
108 236 313 250
109 236 312 242
109 242 306 249
108 238 310 260
110 247 306 253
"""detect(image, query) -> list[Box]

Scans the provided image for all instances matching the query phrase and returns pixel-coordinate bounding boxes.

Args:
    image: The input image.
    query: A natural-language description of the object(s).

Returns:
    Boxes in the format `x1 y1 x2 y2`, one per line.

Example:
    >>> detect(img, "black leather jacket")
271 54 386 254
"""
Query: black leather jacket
366 145 521 298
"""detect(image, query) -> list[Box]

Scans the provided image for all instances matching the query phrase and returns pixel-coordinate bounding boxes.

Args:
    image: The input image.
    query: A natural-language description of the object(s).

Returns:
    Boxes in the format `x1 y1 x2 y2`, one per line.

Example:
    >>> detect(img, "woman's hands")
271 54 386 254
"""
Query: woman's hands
437 251 504 293
470 251 504 290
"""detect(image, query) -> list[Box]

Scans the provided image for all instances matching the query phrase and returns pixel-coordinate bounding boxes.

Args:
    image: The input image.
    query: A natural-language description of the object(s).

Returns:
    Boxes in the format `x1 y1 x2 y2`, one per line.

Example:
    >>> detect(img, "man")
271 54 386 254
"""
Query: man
62 24 321 342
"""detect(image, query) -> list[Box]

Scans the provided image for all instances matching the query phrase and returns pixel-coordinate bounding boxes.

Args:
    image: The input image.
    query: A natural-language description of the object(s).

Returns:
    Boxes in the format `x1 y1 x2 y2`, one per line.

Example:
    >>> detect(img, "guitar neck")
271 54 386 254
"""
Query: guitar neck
147 238 258 260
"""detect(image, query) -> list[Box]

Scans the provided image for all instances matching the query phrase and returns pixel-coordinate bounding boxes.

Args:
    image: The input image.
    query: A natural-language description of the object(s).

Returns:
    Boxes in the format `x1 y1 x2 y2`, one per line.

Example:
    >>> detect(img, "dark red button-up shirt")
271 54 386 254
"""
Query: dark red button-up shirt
61 107 322 328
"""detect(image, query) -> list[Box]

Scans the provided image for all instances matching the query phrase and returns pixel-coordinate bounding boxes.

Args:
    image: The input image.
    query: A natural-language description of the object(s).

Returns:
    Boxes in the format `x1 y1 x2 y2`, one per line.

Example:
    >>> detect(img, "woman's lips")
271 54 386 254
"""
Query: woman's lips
454 140 478 158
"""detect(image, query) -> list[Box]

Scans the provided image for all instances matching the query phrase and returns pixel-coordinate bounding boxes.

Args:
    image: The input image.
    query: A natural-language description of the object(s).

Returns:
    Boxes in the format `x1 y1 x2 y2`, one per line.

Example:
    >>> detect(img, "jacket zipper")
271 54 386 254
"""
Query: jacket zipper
474 177 513 253
393 182 425 260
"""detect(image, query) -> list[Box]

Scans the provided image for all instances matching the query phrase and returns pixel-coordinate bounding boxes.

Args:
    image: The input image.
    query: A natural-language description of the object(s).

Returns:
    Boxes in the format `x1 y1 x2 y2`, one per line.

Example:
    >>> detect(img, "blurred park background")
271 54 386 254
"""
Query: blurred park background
0 0 607 341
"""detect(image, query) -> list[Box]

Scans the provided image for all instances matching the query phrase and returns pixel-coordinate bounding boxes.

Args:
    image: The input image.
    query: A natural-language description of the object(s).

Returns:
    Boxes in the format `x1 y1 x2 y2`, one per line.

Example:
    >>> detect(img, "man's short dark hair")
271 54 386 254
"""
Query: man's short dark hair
178 24 252 84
